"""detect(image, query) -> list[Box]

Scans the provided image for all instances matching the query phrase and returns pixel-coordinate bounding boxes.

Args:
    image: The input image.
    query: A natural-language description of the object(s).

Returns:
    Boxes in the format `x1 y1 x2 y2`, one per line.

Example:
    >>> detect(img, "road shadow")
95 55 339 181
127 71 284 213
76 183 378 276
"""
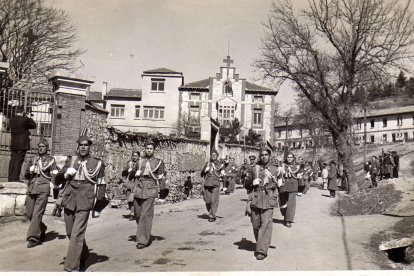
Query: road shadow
59 249 110 271
234 238 256 252
43 231 66 243
197 214 210 220
196 214 224 220
81 249 110 271
128 235 166 246
272 218 285 224
240 199 249 202
321 194 332 198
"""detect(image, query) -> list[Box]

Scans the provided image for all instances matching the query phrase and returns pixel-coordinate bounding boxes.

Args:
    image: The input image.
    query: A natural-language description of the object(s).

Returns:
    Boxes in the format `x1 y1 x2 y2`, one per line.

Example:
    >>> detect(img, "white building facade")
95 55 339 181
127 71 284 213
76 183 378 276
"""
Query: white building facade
178 56 278 142
105 68 184 135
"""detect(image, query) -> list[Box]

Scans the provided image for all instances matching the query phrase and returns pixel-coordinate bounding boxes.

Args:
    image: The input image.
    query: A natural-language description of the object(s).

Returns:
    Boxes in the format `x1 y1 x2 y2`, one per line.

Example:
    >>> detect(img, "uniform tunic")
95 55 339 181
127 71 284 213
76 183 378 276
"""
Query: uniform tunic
246 162 279 256
279 162 301 223
60 155 105 271
223 162 236 193
25 154 57 242
122 159 138 202
201 160 224 218
133 156 166 245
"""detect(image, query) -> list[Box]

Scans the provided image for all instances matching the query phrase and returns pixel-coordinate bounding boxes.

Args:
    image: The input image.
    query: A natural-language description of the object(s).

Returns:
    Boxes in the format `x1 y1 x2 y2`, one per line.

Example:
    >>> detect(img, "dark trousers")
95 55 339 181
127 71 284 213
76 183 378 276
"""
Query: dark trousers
203 186 219 218
184 188 191 197
329 190 336 197
303 179 310 194
8 150 26 181
64 209 90 271
393 167 399 178
279 192 296 222
25 193 48 242
228 177 236 193
251 207 273 256
371 173 378 187
134 197 155 245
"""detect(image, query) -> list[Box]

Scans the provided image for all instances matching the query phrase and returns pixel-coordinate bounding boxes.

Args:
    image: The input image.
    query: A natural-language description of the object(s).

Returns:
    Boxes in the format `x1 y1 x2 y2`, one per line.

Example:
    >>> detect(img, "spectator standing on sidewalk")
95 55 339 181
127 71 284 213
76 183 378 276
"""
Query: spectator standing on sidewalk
8 106 36 182
321 163 328 190
328 160 338 198
370 156 380 188
184 176 193 198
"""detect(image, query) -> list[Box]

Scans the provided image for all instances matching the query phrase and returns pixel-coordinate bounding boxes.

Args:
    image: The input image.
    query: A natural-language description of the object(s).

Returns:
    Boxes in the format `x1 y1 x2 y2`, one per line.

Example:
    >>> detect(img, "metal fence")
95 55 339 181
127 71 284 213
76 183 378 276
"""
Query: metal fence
0 79 54 157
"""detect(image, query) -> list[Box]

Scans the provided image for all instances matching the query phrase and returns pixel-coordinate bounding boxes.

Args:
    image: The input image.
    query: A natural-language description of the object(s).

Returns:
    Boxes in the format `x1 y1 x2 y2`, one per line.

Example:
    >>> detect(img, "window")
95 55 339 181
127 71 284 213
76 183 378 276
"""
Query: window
356 121 362 130
370 119 375 128
370 135 375 143
135 105 140 118
288 130 292 136
253 108 263 127
143 106 165 119
253 95 264 103
397 116 403 126
278 130 282 138
218 105 235 127
151 78 165 92
190 93 201 100
383 134 387 142
110 104 125 118
189 106 200 123
383 118 387 128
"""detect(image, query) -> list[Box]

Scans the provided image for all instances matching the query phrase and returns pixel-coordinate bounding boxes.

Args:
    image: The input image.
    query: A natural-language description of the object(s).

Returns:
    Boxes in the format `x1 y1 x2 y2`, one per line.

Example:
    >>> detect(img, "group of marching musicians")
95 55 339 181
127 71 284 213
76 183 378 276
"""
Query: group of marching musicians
24 135 309 270
24 135 167 271
200 147 305 260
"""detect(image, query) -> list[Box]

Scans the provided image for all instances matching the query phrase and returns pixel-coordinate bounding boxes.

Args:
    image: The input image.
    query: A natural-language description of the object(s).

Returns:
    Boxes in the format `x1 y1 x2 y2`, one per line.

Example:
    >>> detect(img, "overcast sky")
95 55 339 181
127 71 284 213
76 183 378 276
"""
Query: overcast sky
45 0 306 109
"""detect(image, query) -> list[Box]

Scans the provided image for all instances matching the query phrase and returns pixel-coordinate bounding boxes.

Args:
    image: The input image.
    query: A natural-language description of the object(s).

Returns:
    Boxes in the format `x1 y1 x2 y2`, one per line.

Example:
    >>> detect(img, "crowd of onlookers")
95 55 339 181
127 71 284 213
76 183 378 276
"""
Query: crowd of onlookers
363 151 399 188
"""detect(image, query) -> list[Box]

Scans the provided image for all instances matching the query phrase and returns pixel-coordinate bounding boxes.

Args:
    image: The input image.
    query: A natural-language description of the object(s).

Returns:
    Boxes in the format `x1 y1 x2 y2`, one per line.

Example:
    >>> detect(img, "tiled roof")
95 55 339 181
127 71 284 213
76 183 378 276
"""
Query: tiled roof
88 91 103 101
106 88 142 98
354 105 414 118
179 78 210 91
245 81 277 94
142 68 182 74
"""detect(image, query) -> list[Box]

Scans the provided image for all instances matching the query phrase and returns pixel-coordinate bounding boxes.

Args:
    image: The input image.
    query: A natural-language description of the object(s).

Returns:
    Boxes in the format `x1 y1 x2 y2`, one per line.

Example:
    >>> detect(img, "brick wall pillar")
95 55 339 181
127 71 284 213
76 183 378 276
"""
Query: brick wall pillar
50 75 94 156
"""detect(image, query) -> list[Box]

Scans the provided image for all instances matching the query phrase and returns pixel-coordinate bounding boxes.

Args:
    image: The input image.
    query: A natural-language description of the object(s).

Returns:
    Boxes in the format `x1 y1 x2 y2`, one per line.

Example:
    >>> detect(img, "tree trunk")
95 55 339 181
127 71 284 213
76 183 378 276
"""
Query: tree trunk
332 128 358 194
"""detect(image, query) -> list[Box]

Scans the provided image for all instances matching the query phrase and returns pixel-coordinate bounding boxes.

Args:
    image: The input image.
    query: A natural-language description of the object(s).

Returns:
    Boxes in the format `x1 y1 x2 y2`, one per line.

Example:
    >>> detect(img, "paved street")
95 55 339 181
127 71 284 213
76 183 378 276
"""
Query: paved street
0 181 400 272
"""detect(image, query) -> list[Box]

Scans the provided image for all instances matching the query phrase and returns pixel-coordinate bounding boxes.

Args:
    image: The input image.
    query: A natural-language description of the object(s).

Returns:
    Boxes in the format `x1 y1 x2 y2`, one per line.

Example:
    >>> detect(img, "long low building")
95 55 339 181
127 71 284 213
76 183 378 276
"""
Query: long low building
353 105 414 144
273 105 414 148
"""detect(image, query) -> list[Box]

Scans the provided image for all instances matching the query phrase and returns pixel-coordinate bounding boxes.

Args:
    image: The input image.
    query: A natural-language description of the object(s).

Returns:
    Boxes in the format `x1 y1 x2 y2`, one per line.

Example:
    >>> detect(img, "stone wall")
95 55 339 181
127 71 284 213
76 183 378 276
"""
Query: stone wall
0 182 27 221
89 127 259 203
97 128 208 202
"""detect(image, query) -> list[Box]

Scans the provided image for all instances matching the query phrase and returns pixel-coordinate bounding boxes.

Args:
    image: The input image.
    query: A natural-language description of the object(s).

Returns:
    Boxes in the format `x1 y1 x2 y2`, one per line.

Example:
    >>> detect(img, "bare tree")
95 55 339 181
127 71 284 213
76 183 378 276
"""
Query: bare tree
255 0 414 193
293 96 330 163
0 0 83 86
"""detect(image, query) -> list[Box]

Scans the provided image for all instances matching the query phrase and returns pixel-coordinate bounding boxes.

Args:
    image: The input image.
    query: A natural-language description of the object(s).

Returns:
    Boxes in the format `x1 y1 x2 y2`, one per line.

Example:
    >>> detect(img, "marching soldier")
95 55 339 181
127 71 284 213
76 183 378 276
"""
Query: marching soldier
25 138 58 248
122 151 140 220
244 155 257 194
133 140 168 249
279 153 302 227
201 149 225 222
245 147 280 260
58 136 106 272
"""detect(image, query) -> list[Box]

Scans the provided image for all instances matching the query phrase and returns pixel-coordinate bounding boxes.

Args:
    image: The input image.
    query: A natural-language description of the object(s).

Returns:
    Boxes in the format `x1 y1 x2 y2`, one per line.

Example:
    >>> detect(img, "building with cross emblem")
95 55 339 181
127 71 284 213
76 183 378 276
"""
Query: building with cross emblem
179 56 278 142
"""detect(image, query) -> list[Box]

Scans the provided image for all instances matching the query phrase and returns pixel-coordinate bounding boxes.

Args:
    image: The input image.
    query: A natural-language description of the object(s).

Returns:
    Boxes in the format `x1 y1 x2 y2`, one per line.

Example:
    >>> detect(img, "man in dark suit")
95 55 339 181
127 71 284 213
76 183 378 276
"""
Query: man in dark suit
8 106 36 182
370 155 380 188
